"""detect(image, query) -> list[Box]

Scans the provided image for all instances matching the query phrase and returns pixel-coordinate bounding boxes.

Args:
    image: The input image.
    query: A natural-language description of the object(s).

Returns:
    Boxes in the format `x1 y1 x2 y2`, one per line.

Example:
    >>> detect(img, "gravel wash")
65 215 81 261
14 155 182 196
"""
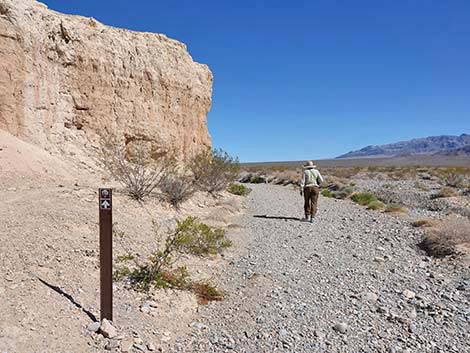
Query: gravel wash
170 184 469 353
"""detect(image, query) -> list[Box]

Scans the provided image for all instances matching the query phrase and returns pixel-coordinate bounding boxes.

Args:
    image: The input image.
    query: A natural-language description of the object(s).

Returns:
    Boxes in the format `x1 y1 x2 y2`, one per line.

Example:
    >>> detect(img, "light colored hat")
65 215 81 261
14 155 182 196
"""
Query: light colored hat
303 160 317 169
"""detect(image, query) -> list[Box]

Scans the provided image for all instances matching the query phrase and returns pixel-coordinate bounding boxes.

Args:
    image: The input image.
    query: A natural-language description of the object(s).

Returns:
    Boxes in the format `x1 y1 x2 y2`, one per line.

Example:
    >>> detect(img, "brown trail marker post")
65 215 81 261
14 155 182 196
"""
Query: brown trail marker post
99 188 113 321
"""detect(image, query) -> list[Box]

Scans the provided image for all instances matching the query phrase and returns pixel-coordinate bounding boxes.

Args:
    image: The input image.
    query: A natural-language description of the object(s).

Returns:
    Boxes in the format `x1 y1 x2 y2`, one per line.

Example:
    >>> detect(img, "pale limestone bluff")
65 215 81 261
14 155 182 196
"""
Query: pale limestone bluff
0 0 212 161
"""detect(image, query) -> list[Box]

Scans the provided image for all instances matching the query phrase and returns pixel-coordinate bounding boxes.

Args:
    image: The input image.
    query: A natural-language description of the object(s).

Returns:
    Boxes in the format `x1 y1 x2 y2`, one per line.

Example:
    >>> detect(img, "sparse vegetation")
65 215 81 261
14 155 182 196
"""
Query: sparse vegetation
351 192 377 206
418 216 470 257
114 217 230 298
321 189 334 197
431 186 459 199
159 167 195 208
190 281 225 304
367 200 386 210
321 184 354 199
228 183 251 196
334 185 354 199
250 176 266 184
411 218 439 228
384 204 407 213
443 173 464 188
175 217 232 256
191 148 240 194
99 134 173 201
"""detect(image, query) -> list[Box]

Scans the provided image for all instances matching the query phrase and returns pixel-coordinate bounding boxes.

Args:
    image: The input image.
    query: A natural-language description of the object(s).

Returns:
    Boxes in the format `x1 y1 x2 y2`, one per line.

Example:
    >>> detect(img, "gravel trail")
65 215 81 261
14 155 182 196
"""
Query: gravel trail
171 184 469 353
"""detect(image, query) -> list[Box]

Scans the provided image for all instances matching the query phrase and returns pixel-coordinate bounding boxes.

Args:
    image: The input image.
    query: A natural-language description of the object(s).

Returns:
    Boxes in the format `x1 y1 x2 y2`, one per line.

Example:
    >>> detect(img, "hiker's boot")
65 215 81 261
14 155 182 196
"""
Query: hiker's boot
309 216 314 223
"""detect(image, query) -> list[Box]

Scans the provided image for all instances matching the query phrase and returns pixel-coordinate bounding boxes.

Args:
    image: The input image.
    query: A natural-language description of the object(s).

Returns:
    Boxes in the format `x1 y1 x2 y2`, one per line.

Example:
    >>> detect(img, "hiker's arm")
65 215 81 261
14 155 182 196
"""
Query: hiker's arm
317 171 324 185
300 171 306 195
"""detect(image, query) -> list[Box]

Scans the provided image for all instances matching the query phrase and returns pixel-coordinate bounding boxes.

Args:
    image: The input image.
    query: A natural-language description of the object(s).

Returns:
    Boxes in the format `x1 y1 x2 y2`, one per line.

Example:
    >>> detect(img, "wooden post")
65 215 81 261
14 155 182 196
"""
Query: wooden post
99 188 113 321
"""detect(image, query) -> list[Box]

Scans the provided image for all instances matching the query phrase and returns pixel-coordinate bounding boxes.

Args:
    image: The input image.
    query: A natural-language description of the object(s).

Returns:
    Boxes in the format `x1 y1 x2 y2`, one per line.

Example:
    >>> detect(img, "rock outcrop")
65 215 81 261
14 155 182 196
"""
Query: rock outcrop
0 0 212 159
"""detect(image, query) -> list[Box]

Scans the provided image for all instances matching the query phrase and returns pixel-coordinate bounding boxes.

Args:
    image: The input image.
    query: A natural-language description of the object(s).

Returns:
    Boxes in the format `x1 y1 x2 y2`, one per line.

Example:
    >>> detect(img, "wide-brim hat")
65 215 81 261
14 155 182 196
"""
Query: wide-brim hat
303 160 317 169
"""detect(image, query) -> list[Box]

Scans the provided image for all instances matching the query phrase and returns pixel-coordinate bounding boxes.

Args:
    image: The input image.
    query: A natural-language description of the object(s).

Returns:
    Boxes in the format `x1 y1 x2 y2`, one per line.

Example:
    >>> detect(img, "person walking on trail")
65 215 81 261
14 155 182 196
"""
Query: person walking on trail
300 161 324 222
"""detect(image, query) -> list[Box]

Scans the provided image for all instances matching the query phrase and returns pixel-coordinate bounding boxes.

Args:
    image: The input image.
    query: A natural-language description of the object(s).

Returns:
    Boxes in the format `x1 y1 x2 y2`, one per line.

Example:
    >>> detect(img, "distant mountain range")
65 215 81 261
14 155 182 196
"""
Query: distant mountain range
337 134 470 159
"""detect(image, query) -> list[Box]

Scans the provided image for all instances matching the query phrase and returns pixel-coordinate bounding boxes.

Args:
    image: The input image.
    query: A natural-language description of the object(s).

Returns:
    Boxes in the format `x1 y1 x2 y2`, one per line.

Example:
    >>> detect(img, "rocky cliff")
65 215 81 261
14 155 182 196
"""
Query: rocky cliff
0 0 212 160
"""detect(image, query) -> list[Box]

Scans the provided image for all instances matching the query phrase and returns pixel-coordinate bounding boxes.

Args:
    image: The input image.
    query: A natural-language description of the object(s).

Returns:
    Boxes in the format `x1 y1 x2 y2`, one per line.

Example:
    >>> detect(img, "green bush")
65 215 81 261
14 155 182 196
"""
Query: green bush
191 148 240 194
228 183 252 196
351 192 377 206
367 200 385 210
335 186 354 199
250 176 266 184
321 189 334 197
114 218 231 294
175 217 232 256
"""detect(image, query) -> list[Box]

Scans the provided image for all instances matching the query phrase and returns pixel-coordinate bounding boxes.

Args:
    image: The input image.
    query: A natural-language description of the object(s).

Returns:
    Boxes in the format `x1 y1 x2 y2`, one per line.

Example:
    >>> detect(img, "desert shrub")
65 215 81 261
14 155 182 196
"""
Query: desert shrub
116 254 135 262
384 204 407 213
228 183 251 196
335 186 354 199
351 192 377 206
321 189 334 197
99 135 173 201
411 218 439 228
159 168 195 208
250 175 266 184
367 200 385 210
190 281 224 304
114 219 228 297
191 148 240 194
175 217 232 256
418 216 470 257
431 186 459 199
444 173 464 188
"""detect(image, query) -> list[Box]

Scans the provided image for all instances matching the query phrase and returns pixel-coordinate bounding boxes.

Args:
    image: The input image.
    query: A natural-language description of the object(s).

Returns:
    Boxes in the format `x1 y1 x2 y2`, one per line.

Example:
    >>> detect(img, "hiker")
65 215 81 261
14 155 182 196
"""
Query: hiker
300 161 324 222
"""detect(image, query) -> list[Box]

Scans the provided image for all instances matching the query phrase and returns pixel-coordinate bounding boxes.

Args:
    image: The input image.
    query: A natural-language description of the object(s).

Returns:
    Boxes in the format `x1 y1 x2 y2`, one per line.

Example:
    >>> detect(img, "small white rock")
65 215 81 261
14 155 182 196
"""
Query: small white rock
333 322 348 334
403 289 416 299
87 321 100 332
99 319 117 338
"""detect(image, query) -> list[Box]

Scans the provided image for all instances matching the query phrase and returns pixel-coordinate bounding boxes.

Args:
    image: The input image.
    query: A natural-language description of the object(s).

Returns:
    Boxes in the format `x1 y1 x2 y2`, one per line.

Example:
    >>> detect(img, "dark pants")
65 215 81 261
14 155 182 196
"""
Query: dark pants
304 186 320 218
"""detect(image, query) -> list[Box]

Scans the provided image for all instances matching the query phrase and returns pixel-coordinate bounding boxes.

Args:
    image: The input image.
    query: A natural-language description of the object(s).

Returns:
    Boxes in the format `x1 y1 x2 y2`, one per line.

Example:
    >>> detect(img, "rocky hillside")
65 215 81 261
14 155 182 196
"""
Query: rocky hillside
0 0 212 160
337 134 470 159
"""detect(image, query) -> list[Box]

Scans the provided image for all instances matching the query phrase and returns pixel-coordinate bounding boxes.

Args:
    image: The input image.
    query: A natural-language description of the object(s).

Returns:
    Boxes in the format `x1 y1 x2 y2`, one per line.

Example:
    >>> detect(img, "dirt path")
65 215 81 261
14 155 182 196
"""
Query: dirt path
171 184 469 353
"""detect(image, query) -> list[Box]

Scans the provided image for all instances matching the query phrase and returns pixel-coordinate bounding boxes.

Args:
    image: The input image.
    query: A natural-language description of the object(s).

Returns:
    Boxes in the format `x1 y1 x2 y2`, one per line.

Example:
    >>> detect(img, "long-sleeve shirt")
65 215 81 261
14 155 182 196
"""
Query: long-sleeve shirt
301 168 324 188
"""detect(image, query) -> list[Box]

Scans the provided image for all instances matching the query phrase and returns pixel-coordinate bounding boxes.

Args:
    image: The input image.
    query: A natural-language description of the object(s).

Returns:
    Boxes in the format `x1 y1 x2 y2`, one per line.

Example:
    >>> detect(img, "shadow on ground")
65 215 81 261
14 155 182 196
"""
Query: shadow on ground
37 277 98 322
253 215 301 221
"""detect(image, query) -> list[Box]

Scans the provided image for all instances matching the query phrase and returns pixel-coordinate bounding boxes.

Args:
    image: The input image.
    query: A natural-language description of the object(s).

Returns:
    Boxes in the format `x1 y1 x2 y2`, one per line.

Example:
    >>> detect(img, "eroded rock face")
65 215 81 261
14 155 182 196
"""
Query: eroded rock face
0 0 212 159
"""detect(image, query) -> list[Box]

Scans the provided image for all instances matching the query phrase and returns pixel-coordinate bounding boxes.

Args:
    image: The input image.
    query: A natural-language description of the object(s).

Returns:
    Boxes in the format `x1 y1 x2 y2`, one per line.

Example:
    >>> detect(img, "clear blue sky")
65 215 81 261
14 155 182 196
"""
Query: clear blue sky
42 0 470 162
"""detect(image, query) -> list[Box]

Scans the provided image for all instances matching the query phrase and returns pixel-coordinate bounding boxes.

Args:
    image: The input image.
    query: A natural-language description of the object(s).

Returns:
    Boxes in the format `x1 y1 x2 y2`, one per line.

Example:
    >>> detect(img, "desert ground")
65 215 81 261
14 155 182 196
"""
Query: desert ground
1 131 469 353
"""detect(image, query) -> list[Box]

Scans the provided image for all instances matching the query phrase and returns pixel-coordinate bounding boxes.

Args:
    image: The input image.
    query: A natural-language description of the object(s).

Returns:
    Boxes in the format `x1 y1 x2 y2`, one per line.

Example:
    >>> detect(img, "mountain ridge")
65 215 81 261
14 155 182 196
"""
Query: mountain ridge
337 134 470 159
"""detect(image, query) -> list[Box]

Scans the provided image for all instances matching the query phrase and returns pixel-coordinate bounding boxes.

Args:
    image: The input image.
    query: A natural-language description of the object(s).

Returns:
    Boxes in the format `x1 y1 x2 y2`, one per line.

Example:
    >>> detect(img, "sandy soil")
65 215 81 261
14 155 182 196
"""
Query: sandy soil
0 131 243 352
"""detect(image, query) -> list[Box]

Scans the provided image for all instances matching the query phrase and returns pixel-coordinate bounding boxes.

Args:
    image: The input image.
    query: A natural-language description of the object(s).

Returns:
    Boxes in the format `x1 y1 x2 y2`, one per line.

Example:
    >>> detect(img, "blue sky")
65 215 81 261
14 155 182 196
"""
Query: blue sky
43 0 470 162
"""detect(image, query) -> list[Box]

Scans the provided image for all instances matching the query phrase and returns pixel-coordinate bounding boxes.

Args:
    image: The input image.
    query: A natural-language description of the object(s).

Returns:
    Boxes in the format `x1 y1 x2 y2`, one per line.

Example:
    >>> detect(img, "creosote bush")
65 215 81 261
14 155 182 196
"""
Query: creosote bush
228 183 251 196
191 148 240 194
99 134 173 201
114 218 230 301
159 166 195 208
335 186 354 199
351 192 377 206
321 185 354 199
176 217 232 256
